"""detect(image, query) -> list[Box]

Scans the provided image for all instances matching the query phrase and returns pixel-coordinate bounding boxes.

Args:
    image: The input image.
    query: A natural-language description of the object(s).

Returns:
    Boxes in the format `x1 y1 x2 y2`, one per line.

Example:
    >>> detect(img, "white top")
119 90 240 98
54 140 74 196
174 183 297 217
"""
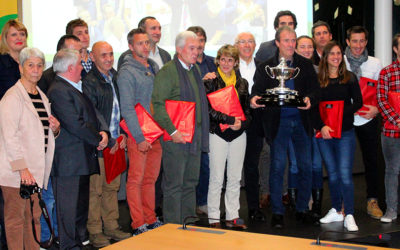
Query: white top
344 55 382 126
239 57 256 92
149 46 164 68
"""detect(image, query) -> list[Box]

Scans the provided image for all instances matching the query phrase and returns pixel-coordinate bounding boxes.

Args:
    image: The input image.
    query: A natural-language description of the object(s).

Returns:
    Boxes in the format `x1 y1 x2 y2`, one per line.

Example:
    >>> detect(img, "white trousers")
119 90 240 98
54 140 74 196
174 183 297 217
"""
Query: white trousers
207 132 246 223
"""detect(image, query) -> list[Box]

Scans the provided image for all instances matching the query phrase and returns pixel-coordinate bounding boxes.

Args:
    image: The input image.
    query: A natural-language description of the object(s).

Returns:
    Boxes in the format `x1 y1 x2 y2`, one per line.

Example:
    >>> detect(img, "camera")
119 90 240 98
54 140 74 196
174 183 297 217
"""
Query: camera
20 183 41 199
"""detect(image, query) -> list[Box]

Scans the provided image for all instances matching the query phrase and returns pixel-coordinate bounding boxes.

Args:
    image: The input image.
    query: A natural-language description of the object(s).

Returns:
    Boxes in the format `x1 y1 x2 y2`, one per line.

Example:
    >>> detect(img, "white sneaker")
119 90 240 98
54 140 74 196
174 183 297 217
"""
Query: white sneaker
380 209 397 223
320 208 344 224
344 215 359 231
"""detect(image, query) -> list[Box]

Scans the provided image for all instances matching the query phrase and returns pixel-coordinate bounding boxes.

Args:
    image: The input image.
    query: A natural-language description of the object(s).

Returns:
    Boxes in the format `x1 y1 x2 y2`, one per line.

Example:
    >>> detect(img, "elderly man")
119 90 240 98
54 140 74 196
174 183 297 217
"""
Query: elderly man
250 26 320 228
255 10 297 62
117 28 163 236
311 20 332 65
151 31 209 224
234 32 265 222
47 49 109 249
344 26 384 219
82 41 131 247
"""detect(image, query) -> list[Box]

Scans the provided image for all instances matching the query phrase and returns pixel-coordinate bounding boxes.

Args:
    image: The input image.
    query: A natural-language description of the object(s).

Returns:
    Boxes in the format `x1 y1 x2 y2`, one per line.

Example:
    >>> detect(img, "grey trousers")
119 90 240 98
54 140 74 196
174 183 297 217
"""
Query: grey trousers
381 136 400 212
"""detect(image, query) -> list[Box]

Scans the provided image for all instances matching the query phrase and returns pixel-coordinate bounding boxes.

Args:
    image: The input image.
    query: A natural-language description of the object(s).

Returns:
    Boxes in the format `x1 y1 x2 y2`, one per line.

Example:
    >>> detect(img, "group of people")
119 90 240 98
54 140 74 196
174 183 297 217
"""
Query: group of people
0 8 399 250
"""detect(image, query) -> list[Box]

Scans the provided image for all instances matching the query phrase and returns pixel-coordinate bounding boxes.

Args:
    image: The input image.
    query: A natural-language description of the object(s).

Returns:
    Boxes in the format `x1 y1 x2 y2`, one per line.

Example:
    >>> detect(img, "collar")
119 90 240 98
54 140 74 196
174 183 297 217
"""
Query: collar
100 71 114 82
150 46 160 56
58 75 82 92
239 57 255 67
178 58 193 71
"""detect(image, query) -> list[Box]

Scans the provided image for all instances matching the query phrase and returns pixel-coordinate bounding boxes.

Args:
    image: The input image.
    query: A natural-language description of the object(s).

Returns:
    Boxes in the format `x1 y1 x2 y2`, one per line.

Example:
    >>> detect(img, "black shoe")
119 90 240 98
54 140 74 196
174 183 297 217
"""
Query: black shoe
311 189 323 217
296 211 320 225
287 188 297 210
271 214 284 229
249 209 266 222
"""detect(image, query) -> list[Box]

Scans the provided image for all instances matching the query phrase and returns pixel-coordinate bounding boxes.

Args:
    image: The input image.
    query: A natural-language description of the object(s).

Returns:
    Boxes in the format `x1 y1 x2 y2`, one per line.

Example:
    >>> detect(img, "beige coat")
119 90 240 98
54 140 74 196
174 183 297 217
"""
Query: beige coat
0 80 55 189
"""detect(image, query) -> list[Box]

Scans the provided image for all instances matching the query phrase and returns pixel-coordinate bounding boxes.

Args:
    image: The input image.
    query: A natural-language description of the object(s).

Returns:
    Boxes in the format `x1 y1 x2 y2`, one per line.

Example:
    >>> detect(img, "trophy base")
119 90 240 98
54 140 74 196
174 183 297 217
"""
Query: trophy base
256 93 306 107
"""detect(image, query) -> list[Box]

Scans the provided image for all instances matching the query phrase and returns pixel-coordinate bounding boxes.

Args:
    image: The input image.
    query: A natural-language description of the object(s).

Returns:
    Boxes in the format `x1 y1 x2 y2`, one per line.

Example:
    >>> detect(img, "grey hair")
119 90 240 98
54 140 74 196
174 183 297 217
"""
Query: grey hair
275 26 296 42
53 48 80 73
234 32 255 44
175 31 197 49
19 47 45 66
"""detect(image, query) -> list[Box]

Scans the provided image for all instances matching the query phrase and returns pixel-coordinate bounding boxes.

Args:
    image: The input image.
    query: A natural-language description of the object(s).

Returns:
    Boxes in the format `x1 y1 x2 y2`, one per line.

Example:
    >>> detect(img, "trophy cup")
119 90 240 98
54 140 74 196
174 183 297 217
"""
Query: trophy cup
256 57 305 107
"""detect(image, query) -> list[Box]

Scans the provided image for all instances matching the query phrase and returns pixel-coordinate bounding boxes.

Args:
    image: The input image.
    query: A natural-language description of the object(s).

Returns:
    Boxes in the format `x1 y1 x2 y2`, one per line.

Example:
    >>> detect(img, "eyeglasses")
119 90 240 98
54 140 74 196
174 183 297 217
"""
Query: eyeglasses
237 40 255 45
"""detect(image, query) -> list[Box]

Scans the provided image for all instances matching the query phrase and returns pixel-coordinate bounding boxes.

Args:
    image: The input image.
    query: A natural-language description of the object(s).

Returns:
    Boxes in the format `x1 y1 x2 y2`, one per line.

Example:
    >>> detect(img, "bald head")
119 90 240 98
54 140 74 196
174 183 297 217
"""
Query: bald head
90 41 114 75
235 32 256 63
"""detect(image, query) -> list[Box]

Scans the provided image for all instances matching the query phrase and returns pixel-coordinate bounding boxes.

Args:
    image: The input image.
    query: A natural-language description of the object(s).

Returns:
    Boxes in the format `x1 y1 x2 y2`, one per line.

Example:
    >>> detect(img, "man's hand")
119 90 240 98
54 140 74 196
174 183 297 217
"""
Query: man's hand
321 125 333 139
202 72 216 81
119 134 127 149
110 141 119 154
298 97 311 110
19 168 36 186
229 117 242 131
358 105 379 119
250 95 265 109
137 140 152 153
97 131 109 150
171 131 187 144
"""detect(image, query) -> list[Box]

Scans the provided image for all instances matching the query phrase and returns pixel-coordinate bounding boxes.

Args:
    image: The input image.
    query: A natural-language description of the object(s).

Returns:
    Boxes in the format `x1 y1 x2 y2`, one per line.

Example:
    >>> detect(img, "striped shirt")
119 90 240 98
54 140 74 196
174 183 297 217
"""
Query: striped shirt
377 59 400 138
28 93 49 149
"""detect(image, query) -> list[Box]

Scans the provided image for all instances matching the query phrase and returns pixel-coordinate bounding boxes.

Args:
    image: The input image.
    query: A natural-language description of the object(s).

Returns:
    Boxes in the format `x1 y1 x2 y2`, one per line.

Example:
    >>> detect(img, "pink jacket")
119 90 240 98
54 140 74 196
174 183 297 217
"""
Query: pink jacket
0 80 55 189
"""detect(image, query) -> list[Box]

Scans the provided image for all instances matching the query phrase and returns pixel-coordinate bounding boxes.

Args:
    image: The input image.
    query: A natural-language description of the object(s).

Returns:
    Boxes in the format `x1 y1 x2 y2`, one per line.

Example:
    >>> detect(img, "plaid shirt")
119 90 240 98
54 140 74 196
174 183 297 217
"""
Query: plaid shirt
377 59 400 138
81 50 93 73
101 72 120 138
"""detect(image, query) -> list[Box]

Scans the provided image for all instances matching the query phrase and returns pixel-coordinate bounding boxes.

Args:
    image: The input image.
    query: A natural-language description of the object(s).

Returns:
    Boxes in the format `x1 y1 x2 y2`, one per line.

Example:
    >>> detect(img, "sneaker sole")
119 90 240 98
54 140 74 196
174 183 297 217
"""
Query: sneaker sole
380 217 397 223
368 213 383 219
320 218 344 224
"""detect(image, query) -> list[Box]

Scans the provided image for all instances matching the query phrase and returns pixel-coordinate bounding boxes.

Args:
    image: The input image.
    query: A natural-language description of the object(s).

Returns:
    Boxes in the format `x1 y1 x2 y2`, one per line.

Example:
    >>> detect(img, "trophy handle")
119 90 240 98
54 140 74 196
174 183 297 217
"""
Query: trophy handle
265 65 274 79
290 67 300 79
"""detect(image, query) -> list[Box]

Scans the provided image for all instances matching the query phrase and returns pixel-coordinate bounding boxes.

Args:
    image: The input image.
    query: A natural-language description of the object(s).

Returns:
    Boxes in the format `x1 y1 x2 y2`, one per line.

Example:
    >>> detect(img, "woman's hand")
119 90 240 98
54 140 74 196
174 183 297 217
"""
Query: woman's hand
321 125 333 139
49 115 60 135
19 168 36 186
229 117 242 131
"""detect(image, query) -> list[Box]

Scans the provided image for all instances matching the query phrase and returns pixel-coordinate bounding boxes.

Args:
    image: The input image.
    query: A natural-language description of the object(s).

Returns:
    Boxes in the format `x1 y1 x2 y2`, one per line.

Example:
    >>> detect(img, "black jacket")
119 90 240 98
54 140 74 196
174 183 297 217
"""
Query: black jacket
204 71 251 142
251 52 320 143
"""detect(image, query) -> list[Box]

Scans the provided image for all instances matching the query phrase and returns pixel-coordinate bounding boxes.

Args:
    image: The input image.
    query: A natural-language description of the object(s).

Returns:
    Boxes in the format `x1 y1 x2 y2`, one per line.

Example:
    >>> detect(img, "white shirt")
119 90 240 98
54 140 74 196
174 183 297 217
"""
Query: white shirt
344 55 383 126
239 57 256 92
149 46 164 68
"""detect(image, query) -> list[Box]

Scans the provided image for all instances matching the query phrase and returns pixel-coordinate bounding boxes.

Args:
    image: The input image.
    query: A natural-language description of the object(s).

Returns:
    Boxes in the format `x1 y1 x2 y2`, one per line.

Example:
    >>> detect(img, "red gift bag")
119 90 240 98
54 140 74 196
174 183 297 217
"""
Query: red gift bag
120 103 163 144
384 92 400 130
103 136 127 184
163 100 196 143
356 77 378 114
206 85 246 132
315 100 344 139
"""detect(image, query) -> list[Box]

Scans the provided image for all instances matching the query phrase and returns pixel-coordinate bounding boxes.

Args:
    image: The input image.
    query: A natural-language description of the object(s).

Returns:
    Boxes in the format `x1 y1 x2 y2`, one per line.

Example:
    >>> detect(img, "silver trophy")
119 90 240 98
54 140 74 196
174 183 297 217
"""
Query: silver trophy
257 57 305 107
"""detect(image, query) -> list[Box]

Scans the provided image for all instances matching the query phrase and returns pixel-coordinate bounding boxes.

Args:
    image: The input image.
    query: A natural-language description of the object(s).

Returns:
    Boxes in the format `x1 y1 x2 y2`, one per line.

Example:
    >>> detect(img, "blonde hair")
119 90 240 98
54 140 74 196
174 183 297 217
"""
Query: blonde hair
0 19 27 55
215 44 239 70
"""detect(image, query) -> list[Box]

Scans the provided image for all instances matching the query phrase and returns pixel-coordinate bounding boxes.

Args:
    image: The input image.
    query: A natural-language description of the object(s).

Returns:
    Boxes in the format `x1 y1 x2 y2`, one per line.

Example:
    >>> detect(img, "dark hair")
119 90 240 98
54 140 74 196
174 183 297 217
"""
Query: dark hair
56 35 80 51
137 16 156 29
296 35 315 49
127 28 147 45
312 20 331 37
393 33 400 49
66 18 88 35
318 41 350 87
273 10 297 29
275 26 296 42
187 26 207 42
346 26 369 40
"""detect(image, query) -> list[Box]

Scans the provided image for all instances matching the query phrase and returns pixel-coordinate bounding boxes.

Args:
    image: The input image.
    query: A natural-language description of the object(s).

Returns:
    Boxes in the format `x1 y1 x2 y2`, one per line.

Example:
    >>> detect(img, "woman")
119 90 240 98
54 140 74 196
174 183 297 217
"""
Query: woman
0 19 27 99
295 35 323 218
315 41 362 231
0 47 60 249
205 45 250 229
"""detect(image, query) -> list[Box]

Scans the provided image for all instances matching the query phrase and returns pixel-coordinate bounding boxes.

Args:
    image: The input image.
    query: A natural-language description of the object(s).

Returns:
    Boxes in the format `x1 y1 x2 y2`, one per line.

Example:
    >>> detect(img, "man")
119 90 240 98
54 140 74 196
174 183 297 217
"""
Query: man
151 31 209 224
377 33 400 223
66 18 93 77
47 49 109 249
38 35 83 93
255 10 297 62
311 20 332 66
186 26 217 216
118 16 171 69
82 42 131 247
234 32 265 222
344 26 384 219
117 28 163 236
250 26 320 228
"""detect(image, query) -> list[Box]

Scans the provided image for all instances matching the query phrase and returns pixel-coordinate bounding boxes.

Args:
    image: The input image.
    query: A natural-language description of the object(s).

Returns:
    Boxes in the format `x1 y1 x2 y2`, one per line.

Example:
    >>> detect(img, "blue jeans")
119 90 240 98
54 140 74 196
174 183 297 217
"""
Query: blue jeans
287 140 298 189
317 129 356 215
40 178 58 241
196 152 210 206
270 115 312 214
311 136 323 189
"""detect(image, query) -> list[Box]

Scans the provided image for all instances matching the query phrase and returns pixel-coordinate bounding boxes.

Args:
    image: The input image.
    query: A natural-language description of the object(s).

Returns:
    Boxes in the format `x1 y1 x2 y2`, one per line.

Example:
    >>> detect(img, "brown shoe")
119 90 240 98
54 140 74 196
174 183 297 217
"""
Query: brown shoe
282 193 290 205
259 193 270 208
226 218 247 230
367 199 383 219
104 228 131 241
209 222 221 228
89 233 110 248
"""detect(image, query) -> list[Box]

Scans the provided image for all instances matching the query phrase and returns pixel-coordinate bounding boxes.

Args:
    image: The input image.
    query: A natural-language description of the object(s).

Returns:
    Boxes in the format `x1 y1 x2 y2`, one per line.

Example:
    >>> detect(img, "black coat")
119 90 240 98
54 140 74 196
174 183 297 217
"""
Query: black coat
47 75 109 176
251 52 320 143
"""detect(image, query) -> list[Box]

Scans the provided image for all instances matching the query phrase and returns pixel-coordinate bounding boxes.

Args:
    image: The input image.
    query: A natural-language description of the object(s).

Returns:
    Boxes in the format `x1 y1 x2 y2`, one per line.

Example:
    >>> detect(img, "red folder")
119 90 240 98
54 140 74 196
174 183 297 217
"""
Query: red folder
120 103 163 144
315 100 344 139
103 136 127 184
356 77 378 114
384 92 400 130
163 100 195 143
206 85 246 132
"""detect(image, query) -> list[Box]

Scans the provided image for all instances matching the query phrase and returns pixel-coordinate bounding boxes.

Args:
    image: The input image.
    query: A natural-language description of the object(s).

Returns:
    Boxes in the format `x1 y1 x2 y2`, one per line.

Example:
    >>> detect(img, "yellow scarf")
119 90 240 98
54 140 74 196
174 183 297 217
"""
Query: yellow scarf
218 67 236 88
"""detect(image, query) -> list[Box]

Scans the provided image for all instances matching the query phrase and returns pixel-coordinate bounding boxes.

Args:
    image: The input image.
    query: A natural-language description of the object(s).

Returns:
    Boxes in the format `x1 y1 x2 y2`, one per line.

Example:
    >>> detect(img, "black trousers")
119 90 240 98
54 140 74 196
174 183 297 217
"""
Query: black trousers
52 175 90 250
355 118 380 199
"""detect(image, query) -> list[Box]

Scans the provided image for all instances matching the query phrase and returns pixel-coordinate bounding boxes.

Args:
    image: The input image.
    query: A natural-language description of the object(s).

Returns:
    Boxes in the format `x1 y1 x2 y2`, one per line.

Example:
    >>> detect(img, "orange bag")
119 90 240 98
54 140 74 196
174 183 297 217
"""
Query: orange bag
315 100 344 139
103 136 127 184
163 100 196 143
356 77 378 115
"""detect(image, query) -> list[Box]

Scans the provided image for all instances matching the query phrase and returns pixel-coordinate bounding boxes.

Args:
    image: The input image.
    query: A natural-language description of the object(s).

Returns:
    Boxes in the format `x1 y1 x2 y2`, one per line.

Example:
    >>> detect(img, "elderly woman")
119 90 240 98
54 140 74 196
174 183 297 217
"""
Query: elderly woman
0 19 27 99
205 45 250 229
0 47 60 249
